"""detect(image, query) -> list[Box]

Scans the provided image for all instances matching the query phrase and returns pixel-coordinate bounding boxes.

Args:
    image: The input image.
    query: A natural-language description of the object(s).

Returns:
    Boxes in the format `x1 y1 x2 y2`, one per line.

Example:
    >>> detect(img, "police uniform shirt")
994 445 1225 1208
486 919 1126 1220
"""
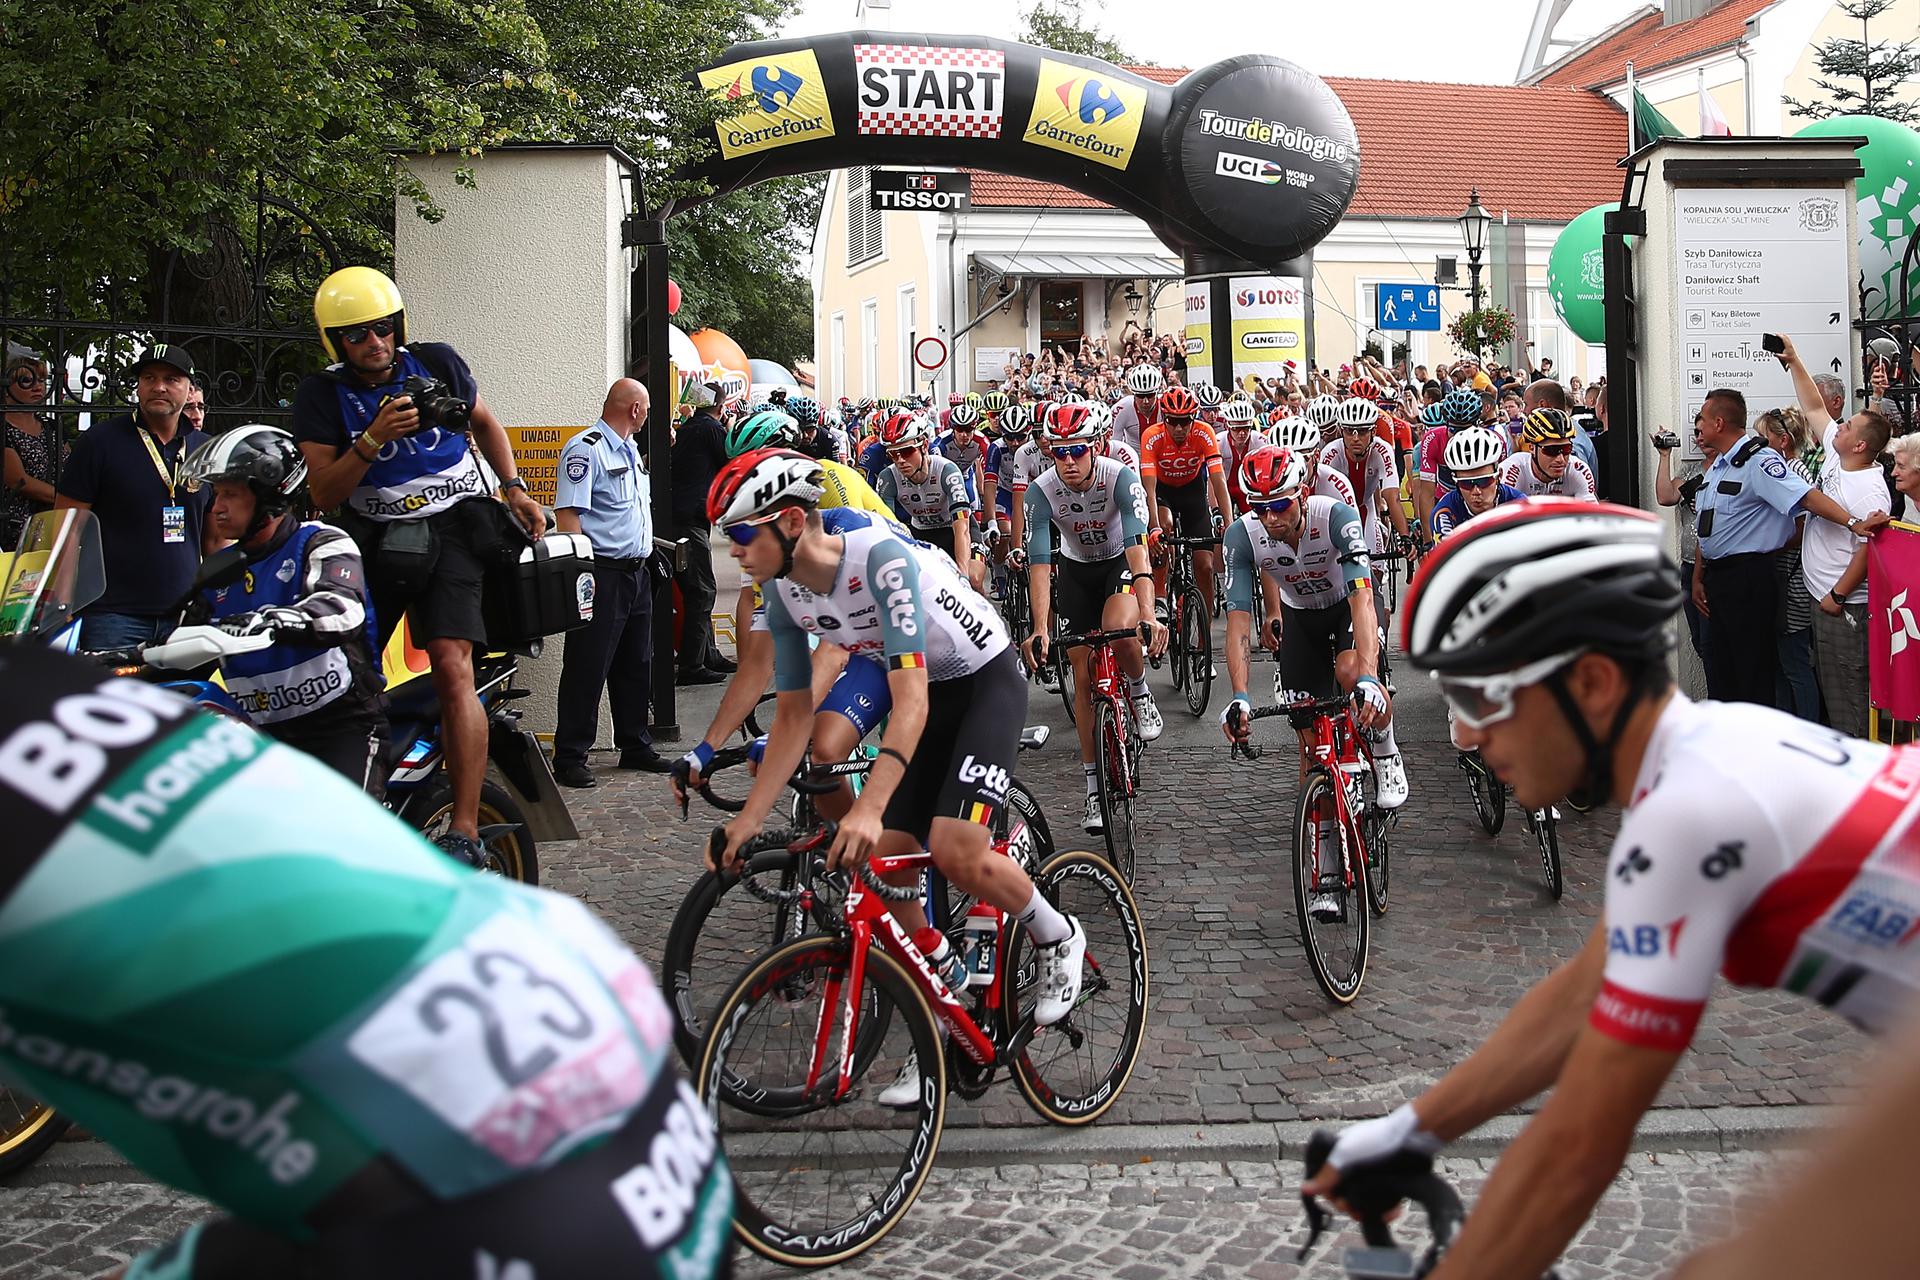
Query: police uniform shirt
556 421 651 560
1696 437 1810 560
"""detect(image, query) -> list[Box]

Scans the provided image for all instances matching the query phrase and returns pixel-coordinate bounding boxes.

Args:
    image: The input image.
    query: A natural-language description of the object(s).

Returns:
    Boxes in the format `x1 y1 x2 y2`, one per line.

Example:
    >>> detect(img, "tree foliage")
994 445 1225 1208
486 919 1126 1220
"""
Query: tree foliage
1783 0 1919 125
1017 0 1140 66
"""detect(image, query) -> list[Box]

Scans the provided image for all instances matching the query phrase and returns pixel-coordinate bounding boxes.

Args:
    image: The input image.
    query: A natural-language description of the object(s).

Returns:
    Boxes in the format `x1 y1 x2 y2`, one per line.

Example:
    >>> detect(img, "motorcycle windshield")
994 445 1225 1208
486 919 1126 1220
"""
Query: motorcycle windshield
0 509 104 641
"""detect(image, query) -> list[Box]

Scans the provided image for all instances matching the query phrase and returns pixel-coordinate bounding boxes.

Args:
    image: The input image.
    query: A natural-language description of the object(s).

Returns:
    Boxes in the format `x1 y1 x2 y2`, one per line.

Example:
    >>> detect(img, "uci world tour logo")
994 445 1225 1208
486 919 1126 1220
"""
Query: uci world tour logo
1024 57 1146 170
698 49 835 160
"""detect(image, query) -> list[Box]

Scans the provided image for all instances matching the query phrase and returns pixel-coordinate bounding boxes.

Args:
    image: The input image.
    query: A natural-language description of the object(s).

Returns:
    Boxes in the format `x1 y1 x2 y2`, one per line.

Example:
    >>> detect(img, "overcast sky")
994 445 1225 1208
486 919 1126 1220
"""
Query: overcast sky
777 0 1649 83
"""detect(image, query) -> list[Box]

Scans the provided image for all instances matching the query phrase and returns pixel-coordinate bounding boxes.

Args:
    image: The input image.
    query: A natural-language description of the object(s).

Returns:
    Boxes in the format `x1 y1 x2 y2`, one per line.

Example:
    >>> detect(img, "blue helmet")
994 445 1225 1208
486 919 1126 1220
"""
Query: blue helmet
1421 402 1447 428
788 396 820 428
1440 387 1483 425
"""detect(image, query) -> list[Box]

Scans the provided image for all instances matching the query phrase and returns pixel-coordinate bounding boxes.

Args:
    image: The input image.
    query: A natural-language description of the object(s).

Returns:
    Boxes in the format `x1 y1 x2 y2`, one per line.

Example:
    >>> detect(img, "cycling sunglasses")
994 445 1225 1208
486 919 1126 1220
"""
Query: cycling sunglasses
1049 444 1092 460
1435 648 1587 729
339 317 397 345
1164 414 1195 425
1454 474 1497 490
1536 443 1573 458
724 510 787 547
1341 424 1375 436
1250 496 1297 515
887 444 924 458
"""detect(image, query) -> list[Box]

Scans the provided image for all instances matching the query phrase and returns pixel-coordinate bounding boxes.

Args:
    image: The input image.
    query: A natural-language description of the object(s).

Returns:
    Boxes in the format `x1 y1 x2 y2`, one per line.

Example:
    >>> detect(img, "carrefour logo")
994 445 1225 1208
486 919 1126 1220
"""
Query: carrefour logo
698 50 836 160
1023 57 1147 171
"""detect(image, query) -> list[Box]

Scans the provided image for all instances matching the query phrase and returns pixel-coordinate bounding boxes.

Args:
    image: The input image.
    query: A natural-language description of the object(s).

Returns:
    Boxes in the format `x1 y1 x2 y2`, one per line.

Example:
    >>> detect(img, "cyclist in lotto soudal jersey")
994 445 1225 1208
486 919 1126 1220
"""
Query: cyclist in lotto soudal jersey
1018 404 1170 833
1215 399 1272 516
706 449 1090 1101
1316 397 1412 554
1219 447 1409 831
1430 427 1526 541
874 412 975 575
1501 407 1596 500
0 643 733 1279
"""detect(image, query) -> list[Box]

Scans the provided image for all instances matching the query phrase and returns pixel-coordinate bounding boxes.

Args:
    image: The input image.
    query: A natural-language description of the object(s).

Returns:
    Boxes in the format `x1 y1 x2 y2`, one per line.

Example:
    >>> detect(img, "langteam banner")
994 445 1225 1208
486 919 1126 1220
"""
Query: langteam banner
1229 275 1307 383
1182 280 1214 386
670 32 1361 275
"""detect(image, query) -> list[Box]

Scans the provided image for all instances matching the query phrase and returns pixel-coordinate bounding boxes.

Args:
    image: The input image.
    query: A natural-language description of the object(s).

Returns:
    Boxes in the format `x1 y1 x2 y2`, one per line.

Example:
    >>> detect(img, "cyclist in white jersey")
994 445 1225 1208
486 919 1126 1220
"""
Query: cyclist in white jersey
1090 400 1141 472
708 449 1088 1042
1216 399 1272 516
1110 365 1162 455
1017 403 1169 833
1501 407 1596 500
1271 416 1360 509
1316 397 1412 554
1218 447 1409 834
1304 499 1907 1280
873 411 978 586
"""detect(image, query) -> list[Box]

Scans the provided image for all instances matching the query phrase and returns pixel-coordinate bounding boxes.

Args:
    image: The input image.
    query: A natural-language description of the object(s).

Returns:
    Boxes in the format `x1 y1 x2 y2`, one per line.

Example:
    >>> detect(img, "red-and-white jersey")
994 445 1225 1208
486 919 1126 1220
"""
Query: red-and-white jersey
1220 428 1271 512
1316 437 1398 547
1500 450 1595 501
1310 463 1357 510
1593 696 1920 1053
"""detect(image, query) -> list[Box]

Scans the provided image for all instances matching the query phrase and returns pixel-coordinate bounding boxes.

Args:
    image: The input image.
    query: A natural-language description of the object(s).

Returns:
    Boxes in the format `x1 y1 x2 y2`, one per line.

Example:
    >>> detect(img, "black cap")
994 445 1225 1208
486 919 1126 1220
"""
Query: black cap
134 344 194 378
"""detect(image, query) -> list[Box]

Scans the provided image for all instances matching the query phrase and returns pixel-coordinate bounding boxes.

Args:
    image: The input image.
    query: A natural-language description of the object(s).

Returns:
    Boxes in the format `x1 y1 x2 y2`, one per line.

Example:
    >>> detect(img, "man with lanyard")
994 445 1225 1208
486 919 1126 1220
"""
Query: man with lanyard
1502 408 1596 499
1317 396 1412 559
180 425 388 794
55 344 212 650
1016 404 1169 834
707 447 1089 1094
874 412 980 586
1110 364 1162 455
1303 500 1918 1280
292 268 545 867
1139 385 1231 627
1429 427 1524 541
1218 447 1408 842
551 379 671 788
1217 398 1272 516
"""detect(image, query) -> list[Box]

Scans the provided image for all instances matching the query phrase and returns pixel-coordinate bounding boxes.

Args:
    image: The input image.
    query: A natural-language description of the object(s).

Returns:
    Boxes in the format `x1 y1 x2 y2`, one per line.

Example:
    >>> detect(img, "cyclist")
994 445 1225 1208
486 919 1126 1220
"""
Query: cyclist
1191 380 1227 431
1304 498 1910 1280
787 395 840 463
1501 407 1596 500
874 412 979 586
1429 426 1525 541
1271 415 1360 509
980 389 1011 439
933 402 989 523
1318 397 1413 558
1017 403 1169 833
1111 364 1163 455
174 425 389 795
0 642 735 1279
1217 398 1272 516
1302 394 1342 450
1412 388 1489 536
1139 384 1231 629
983 403 1034 594
706 448 1089 1090
1219 447 1409 828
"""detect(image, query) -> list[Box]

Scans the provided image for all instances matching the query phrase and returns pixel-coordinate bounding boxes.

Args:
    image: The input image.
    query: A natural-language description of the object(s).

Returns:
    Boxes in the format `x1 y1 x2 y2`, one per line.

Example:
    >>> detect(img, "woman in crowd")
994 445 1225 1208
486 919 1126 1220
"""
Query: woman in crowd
1 354 64 551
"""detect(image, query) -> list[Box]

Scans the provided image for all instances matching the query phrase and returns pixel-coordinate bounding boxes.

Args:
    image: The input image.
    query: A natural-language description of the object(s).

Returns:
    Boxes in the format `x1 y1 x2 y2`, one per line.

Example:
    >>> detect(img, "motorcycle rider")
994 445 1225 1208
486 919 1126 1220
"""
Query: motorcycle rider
180 425 389 795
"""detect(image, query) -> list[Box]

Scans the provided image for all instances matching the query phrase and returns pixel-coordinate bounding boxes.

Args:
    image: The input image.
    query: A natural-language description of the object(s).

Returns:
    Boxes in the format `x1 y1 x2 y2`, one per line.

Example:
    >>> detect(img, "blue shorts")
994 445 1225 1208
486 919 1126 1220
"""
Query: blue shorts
818 654 890 737
995 487 1014 517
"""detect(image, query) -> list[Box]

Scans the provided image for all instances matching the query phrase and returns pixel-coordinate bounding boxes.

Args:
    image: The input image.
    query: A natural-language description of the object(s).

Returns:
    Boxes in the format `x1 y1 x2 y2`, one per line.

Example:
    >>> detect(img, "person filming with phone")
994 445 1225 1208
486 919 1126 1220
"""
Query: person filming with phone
291 267 547 867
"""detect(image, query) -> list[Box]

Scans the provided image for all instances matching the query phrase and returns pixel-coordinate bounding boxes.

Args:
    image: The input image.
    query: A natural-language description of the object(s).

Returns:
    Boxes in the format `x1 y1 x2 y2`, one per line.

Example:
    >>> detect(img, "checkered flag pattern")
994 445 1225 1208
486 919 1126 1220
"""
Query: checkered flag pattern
854 45 1006 139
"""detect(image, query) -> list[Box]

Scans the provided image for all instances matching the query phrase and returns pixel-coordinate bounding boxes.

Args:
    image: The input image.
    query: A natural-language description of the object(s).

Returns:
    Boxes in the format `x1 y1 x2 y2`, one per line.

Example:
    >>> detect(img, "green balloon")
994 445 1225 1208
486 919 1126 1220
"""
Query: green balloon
1547 203 1616 345
1795 115 1920 321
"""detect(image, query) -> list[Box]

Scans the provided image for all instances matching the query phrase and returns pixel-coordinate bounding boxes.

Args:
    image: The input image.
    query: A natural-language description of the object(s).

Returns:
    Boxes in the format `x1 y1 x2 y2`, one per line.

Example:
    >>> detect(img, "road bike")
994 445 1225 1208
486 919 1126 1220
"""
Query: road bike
1164 533 1217 717
663 732 1054 1071
1370 545 1412 697
1458 750 1564 900
1056 625 1150 884
696 826 1148 1267
0 1089 68 1179
1229 692 1390 1003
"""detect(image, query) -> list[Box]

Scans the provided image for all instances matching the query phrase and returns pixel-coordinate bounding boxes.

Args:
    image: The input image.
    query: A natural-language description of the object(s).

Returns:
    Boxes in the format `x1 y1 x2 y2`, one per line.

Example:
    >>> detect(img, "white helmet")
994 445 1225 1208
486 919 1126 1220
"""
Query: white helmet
1219 398 1258 427
1443 425 1508 474
1271 416 1322 453
1337 397 1380 428
706 447 826 526
1085 400 1115 434
879 412 935 453
1192 382 1225 409
1304 395 1341 429
1126 365 1164 395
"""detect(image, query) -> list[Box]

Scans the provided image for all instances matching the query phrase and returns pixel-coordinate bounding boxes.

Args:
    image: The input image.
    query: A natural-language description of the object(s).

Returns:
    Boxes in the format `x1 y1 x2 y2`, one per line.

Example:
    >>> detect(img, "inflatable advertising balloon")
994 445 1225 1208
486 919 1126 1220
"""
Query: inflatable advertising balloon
668 32 1362 274
1547 203 1615 345
1795 115 1920 322
690 328 751 395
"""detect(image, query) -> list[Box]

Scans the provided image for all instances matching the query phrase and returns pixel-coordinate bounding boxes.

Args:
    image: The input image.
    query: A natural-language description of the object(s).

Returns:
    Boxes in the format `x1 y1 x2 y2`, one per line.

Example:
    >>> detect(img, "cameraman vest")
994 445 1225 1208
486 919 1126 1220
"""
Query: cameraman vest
334 348 486 521
202 523 374 726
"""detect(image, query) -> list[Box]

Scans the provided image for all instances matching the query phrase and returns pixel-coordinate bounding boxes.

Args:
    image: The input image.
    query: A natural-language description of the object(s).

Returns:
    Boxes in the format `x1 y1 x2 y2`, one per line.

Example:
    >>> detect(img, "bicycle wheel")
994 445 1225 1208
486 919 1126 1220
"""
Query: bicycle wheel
0 1089 68 1179
1002 779 1054 872
1292 769 1370 1004
1462 751 1506 836
1376 622 1395 698
1183 591 1212 717
1008 850 1150 1125
1361 764 1391 918
1534 808 1564 901
700 938 947 1268
1094 699 1137 883
1168 584 1188 693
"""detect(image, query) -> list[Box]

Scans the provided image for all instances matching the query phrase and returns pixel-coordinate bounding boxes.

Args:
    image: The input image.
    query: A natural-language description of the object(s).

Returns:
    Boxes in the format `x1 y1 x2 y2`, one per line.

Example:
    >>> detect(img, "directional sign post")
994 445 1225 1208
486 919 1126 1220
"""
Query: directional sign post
1377 283 1442 332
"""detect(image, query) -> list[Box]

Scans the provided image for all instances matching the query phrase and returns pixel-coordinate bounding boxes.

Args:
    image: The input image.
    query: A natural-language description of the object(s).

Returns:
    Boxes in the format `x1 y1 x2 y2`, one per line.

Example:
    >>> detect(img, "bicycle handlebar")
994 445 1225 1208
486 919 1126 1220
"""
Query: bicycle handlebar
1053 624 1154 652
1298 1129 1464 1267
1226 695 1356 760
1167 535 1219 548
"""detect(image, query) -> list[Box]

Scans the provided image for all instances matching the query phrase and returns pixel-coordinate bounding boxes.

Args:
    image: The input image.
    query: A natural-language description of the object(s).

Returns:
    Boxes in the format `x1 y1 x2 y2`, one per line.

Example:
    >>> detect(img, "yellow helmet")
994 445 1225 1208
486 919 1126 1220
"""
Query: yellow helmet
314 267 406 362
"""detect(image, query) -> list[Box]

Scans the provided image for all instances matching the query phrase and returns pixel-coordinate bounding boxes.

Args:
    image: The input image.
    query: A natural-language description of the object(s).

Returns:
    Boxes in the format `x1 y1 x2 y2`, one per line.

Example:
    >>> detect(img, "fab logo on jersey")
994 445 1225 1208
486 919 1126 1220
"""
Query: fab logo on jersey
698 49 834 160
1023 57 1147 170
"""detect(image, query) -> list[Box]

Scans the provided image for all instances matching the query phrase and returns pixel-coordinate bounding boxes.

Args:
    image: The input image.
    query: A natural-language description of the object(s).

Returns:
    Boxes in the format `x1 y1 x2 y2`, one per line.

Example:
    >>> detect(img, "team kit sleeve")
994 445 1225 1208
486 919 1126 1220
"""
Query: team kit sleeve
1569 456 1597 500
762 589 815 693
1115 468 1151 544
874 467 902 521
1416 428 1445 481
1023 486 1057 564
1498 457 1524 491
1329 501 1372 589
939 459 971 518
1137 427 1162 480
1222 521 1257 614
864 536 931 669
1201 427 1224 473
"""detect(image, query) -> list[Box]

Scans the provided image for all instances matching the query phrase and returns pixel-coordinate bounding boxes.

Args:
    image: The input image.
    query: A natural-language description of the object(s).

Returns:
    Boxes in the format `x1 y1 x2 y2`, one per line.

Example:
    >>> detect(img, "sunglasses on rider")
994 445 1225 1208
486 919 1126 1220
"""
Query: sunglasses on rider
1251 496 1297 515
888 444 923 458
1049 444 1091 460
724 510 792 547
1435 648 1586 729
1165 414 1194 425
1341 425 1374 436
1536 443 1572 458
339 318 397 346
1455 474 1497 490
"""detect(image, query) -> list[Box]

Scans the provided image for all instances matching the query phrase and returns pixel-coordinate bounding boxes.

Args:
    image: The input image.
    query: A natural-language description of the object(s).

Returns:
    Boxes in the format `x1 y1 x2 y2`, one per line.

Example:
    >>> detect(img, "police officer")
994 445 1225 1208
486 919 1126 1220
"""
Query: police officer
1691 387 1869 705
552 379 669 786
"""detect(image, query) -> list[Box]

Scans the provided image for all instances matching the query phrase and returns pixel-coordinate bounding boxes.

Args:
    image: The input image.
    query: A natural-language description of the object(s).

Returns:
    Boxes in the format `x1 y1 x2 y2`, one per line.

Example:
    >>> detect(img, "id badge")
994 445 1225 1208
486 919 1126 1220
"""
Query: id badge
161 504 187 544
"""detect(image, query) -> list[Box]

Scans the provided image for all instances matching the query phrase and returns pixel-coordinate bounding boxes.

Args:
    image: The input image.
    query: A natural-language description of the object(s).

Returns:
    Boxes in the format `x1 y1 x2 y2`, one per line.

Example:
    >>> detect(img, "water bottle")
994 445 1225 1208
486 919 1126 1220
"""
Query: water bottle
961 903 999 987
914 927 968 994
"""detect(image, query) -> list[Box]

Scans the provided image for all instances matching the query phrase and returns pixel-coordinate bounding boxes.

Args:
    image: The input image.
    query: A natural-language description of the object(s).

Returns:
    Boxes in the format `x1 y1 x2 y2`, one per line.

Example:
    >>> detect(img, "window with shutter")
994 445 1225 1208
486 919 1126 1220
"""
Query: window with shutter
846 167 884 269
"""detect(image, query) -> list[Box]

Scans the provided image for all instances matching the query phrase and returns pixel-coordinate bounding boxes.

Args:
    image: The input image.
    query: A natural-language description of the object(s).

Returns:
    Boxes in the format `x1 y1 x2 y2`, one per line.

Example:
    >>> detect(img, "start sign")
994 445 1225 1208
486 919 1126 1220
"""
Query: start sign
869 170 972 212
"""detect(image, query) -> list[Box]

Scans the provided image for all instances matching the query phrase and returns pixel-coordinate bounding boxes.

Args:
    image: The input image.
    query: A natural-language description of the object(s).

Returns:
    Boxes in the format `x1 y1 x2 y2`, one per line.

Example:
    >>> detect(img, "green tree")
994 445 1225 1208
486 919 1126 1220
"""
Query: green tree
1783 0 1919 125
1017 0 1140 65
671 176 823 369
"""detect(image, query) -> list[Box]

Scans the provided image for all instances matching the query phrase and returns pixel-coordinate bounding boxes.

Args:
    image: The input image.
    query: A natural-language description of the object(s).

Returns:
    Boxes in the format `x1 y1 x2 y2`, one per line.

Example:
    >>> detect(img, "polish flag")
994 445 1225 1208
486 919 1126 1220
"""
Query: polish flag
1698 72 1732 137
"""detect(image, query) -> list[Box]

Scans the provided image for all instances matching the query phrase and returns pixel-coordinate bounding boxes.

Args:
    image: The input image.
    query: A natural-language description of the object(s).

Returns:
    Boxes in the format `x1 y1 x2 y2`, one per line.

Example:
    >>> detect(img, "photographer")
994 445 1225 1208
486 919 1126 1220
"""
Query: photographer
291 266 546 867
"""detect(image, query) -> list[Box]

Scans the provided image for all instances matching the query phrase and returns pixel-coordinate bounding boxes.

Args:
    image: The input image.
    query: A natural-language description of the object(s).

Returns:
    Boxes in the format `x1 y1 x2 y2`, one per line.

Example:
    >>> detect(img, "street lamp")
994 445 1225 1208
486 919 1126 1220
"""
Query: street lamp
1457 188 1492 312
1124 282 1143 317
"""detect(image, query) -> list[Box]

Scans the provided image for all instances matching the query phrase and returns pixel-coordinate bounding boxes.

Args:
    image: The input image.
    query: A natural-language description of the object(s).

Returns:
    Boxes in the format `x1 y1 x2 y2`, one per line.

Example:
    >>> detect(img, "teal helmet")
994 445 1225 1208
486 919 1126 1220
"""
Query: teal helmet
725 408 798 458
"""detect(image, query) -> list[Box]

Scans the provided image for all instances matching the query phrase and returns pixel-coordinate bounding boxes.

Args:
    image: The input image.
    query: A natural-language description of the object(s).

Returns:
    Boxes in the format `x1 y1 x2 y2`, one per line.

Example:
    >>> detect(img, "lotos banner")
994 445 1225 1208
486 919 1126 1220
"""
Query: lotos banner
1228 275 1307 382
669 32 1361 274
1869 522 1920 721
1182 280 1214 385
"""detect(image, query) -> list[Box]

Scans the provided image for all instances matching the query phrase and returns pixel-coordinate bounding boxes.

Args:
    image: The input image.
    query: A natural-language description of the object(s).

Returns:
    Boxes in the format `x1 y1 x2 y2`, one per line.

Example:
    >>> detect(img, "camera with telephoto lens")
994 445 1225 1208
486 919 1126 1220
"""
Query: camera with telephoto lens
401 375 472 431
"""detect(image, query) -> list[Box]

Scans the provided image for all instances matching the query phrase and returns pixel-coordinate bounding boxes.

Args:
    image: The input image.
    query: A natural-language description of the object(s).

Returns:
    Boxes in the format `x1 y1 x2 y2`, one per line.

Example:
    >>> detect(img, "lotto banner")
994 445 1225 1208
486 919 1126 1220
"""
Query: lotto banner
1182 280 1214 385
1868 521 1920 721
1228 275 1306 383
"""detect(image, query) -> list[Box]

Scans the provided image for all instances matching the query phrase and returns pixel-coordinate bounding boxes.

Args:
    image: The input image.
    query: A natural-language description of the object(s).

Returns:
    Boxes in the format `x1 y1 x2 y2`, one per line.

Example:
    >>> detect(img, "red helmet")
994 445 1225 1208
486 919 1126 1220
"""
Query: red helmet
1349 377 1379 402
1043 402 1100 444
948 392 964 406
707 447 825 526
1158 385 1198 419
880 411 931 451
1239 446 1307 502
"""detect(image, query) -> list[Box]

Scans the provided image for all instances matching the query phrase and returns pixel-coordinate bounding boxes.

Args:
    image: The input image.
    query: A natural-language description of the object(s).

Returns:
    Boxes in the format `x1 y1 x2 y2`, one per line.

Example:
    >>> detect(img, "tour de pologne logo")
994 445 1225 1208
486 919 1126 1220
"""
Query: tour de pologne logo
1798 197 1841 234
1579 247 1604 290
